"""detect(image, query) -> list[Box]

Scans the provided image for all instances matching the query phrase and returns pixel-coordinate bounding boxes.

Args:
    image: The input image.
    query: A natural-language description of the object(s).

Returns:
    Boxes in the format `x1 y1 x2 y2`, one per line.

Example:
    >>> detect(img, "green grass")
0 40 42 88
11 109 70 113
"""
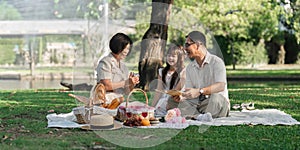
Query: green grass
0 81 299 149
227 69 300 77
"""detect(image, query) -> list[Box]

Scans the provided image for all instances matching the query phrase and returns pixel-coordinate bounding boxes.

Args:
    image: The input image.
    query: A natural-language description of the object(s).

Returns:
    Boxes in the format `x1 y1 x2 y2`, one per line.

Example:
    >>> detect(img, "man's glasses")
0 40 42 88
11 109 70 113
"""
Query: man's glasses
184 41 203 48
184 42 195 48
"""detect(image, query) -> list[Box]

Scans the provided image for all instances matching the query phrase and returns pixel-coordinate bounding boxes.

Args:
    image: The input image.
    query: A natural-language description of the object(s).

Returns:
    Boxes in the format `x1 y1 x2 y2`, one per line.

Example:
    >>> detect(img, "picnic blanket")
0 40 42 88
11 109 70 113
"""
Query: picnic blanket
46 109 300 129
188 109 300 126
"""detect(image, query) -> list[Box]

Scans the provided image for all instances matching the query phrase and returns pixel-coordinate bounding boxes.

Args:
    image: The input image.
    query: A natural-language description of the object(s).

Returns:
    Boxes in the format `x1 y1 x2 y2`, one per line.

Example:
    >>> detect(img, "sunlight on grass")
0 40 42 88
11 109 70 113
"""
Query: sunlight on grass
0 100 20 105
254 101 281 108
226 69 300 76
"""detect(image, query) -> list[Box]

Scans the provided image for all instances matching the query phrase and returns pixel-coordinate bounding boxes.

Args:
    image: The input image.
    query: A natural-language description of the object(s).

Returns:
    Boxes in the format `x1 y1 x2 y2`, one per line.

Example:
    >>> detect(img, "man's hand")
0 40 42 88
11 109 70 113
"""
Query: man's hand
182 88 201 99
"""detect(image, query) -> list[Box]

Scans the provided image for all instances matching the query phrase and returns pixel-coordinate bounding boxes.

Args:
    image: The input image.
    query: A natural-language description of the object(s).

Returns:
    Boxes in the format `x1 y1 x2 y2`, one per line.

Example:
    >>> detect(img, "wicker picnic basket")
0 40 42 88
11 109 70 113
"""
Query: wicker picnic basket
73 106 93 124
71 83 106 124
72 83 125 124
115 88 155 122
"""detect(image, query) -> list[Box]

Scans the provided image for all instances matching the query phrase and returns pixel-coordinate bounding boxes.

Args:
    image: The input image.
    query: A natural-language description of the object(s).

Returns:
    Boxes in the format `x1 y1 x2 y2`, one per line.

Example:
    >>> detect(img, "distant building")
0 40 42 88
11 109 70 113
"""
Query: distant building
45 42 76 66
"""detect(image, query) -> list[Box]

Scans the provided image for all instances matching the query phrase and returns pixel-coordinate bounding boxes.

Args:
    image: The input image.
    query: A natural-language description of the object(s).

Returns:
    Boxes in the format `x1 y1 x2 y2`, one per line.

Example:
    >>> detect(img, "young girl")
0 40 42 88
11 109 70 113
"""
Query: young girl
152 44 186 116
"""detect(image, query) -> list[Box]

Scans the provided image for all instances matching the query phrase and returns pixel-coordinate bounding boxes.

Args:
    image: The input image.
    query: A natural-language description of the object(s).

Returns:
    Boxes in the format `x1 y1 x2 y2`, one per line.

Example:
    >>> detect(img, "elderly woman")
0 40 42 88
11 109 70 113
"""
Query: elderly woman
95 33 139 101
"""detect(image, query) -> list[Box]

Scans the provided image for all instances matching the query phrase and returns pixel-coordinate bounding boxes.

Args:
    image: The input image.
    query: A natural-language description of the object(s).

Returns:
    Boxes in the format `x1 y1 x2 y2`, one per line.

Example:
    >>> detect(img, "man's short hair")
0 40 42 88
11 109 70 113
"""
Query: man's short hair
186 31 206 47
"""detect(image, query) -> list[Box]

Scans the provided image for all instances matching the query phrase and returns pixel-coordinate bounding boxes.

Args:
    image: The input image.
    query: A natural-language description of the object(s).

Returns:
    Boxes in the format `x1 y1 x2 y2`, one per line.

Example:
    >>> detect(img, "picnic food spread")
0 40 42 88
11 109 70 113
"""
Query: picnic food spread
102 97 124 109
70 87 188 129
121 105 155 127
149 117 160 126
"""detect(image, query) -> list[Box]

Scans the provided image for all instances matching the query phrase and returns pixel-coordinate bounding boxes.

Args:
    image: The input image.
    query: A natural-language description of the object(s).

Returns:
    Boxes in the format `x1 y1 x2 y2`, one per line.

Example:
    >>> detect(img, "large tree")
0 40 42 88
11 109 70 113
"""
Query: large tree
138 0 173 90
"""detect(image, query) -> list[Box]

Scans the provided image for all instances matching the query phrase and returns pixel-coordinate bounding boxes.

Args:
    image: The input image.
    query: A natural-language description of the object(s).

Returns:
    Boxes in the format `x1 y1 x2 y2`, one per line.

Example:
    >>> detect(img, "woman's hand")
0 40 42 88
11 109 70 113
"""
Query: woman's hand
125 72 140 92
129 72 140 85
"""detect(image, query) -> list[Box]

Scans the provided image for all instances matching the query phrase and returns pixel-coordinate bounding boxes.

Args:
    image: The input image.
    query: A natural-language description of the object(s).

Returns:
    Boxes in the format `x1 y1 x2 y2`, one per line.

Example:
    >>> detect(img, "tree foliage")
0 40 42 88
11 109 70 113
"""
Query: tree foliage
289 0 300 43
173 0 298 65
51 0 299 65
0 39 23 65
0 1 22 20
2 0 299 66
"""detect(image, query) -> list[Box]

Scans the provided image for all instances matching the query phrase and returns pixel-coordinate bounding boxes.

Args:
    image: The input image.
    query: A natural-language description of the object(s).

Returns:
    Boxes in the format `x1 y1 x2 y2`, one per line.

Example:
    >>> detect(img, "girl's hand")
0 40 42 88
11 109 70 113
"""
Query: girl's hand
172 95 186 102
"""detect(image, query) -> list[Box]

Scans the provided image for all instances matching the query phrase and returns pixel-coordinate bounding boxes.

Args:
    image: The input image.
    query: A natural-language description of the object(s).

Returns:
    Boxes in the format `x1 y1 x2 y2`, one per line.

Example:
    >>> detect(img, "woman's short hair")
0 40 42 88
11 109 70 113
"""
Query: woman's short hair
109 33 133 54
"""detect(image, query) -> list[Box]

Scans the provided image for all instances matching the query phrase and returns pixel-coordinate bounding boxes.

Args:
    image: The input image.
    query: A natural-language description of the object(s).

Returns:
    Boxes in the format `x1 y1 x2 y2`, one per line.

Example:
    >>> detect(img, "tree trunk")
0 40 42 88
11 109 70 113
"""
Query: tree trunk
138 0 173 91
277 44 286 64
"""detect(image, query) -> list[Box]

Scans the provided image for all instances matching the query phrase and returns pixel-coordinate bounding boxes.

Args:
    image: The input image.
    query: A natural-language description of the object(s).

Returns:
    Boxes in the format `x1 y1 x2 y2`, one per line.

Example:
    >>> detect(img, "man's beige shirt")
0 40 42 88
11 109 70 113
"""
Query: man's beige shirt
185 52 229 103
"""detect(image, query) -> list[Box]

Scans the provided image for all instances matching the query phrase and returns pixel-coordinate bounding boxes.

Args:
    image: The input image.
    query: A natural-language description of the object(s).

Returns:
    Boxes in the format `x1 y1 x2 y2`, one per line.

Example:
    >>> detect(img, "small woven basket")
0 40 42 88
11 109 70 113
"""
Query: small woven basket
73 106 93 124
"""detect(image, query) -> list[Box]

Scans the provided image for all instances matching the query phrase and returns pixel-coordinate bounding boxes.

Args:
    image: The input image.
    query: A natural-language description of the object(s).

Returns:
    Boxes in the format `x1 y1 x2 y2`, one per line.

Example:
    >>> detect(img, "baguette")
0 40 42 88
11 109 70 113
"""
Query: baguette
93 83 106 105
107 96 124 109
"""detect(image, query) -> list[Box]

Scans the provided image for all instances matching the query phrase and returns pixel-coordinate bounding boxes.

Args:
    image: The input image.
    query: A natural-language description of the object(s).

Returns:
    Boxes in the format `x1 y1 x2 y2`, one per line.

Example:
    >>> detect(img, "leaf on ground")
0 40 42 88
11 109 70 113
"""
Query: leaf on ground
261 138 271 141
2 135 9 142
5 91 16 98
19 129 30 133
93 145 116 150
47 109 55 113
94 141 102 145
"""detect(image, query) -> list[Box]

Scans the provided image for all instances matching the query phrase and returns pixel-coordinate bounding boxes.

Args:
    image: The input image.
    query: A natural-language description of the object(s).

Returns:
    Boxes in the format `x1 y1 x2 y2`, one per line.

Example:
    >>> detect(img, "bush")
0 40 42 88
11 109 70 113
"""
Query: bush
0 45 15 65
0 39 23 65
233 41 268 66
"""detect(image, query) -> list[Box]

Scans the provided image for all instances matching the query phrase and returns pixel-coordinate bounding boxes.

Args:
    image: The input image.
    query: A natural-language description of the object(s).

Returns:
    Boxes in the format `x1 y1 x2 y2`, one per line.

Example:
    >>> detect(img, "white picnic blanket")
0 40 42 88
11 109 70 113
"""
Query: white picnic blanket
188 109 300 126
46 109 300 129
46 112 88 128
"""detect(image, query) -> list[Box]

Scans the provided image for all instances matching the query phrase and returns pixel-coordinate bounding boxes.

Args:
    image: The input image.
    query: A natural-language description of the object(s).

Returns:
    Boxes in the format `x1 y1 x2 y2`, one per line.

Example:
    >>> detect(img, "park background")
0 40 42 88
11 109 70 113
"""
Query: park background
0 0 299 149
0 0 300 88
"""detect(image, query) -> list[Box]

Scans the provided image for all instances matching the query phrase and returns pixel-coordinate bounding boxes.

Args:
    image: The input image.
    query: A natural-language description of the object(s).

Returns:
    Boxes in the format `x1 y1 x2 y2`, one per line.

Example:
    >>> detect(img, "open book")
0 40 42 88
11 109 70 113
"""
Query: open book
155 89 182 96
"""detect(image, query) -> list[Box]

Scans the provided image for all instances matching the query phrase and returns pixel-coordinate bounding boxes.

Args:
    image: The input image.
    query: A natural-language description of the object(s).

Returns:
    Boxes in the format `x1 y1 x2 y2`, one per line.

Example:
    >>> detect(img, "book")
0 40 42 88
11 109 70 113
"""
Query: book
155 89 182 96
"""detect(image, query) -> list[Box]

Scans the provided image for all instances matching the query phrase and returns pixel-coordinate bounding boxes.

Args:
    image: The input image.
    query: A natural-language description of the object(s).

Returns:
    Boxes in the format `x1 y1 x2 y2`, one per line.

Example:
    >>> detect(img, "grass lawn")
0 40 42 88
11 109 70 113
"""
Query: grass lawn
0 81 299 149
226 69 300 77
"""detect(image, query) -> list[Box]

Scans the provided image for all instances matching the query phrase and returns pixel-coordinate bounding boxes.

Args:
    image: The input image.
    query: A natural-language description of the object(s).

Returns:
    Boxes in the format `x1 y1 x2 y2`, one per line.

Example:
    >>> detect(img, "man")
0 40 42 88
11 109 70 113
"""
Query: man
168 31 230 120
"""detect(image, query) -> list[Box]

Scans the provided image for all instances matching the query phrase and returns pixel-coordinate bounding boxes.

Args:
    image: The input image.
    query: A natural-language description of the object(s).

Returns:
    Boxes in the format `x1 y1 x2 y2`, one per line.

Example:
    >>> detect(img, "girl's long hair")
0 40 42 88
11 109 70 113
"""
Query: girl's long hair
162 44 185 89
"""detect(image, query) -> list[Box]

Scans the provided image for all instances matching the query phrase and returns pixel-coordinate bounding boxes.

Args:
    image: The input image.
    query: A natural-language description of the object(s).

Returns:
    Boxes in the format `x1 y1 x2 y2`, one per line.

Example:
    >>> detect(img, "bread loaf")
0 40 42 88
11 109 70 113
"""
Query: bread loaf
107 97 124 109
92 83 106 105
